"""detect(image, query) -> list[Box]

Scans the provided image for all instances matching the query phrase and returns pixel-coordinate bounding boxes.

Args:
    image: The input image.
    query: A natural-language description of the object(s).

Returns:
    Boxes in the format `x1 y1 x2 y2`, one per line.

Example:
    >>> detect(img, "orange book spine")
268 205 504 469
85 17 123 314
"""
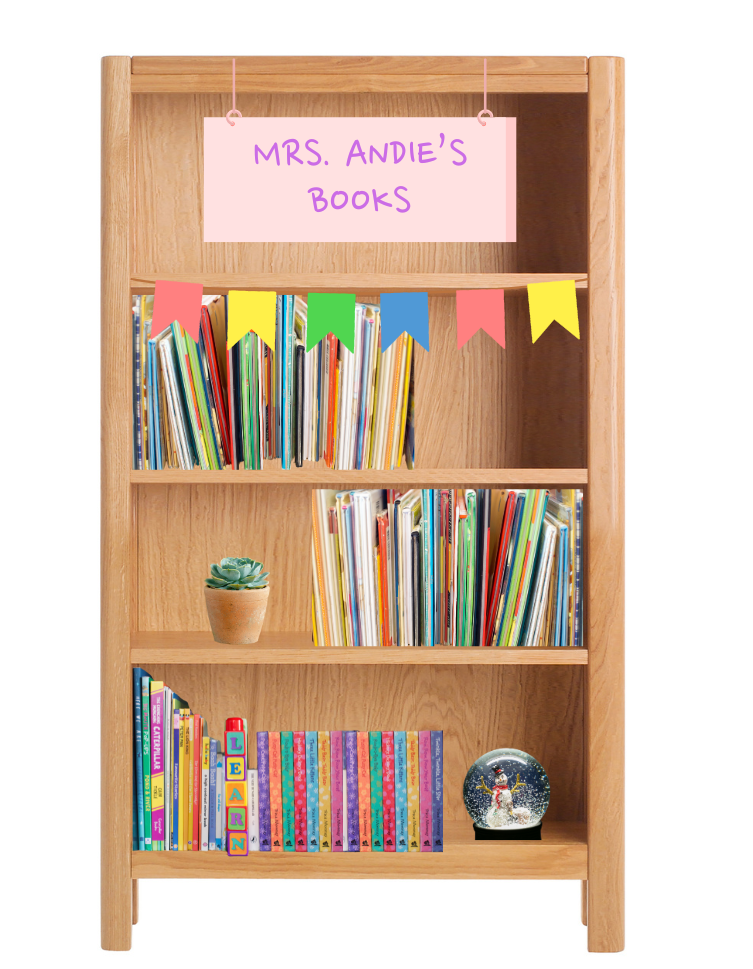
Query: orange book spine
357 731 372 851
384 334 405 468
311 491 332 648
268 731 283 851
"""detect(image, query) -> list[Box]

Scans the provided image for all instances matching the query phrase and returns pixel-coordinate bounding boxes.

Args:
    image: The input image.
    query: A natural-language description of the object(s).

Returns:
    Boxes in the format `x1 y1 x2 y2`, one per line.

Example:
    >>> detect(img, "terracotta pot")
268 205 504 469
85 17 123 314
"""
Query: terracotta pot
204 586 270 645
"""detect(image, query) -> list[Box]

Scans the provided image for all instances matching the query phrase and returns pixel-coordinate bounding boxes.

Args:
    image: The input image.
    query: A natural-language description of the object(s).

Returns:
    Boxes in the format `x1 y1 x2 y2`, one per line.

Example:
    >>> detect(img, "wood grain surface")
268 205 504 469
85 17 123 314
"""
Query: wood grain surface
101 55 133 951
133 820 586 879
586 56 625 953
130 468 589 485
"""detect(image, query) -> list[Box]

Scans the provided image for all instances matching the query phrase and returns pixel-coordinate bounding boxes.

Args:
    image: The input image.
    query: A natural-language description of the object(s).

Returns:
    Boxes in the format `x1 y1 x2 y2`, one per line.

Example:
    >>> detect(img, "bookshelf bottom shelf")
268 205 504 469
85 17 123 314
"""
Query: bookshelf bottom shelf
132 821 586 880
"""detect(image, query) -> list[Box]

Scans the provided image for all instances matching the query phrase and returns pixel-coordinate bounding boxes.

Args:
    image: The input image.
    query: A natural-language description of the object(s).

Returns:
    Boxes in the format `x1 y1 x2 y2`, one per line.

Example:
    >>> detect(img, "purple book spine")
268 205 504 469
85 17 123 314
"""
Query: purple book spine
431 730 443 851
150 689 164 846
419 731 432 851
331 730 344 851
345 731 360 852
257 732 272 851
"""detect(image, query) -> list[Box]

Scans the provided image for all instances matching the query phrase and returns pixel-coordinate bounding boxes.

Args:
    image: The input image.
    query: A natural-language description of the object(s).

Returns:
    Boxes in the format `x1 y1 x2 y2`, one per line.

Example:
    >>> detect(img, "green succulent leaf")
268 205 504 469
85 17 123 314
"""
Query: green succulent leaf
205 577 227 588
207 557 267 589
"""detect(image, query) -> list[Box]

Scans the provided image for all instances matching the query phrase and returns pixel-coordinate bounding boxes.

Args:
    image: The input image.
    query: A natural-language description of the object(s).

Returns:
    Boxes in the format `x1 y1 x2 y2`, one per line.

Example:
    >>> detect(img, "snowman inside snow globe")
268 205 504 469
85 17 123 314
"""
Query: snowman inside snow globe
463 748 550 840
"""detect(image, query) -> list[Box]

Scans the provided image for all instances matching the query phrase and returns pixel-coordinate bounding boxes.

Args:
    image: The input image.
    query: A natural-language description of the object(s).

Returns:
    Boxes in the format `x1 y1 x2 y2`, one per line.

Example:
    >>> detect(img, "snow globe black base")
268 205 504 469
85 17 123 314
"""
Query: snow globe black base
473 821 542 841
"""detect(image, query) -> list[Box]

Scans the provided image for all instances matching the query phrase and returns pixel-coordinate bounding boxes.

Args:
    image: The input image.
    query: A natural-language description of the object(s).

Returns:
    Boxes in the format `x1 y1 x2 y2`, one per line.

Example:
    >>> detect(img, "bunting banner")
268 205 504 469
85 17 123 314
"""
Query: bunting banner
380 292 430 352
455 289 505 349
227 290 277 349
306 292 356 352
527 279 580 343
152 279 203 342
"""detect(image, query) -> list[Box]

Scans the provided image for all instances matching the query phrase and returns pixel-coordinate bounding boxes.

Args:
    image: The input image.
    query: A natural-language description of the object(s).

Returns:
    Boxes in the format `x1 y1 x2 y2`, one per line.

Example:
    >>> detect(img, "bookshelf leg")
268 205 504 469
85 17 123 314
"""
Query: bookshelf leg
581 881 587 925
132 880 139 925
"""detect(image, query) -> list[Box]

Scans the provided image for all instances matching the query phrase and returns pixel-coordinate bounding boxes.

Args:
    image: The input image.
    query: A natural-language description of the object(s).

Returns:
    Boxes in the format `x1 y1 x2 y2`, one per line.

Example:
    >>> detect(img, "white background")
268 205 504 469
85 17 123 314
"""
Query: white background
2 2 749 966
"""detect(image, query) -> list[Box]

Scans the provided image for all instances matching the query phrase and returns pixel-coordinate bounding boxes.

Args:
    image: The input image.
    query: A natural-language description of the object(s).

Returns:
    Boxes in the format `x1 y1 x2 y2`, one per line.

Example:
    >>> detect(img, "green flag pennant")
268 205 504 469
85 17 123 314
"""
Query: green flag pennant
305 292 356 352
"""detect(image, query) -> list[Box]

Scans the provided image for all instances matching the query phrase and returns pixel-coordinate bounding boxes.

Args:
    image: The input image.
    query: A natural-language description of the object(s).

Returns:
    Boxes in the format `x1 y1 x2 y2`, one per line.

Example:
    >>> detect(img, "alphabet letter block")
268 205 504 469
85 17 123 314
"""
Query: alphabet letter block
227 806 247 831
226 756 247 780
227 831 249 856
225 731 246 756
226 781 247 807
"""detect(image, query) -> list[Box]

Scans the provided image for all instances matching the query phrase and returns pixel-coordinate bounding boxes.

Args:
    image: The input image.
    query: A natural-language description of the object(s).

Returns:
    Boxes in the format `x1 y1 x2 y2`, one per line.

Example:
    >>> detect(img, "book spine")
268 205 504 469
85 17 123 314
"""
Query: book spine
318 732 332 851
172 712 180 850
215 754 224 850
406 730 420 851
268 731 283 851
208 738 217 850
150 682 165 849
381 731 396 851
184 715 193 850
345 731 360 851
357 731 372 851
280 731 296 851
132 670 145 850
394 731 408 851
201 735 210 849
305 731 320 850
192 716 202 851
369 731 384 851
247 768 259 850
419 730 432 851
141 676 152 849
330 730 344 851
293 731 308 851
431 730 443 851
257 731 271 851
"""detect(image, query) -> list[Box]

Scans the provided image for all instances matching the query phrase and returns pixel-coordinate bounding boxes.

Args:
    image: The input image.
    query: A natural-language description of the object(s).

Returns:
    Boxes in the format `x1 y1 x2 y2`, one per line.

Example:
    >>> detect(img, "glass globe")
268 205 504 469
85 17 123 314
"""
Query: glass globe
463 748 550 830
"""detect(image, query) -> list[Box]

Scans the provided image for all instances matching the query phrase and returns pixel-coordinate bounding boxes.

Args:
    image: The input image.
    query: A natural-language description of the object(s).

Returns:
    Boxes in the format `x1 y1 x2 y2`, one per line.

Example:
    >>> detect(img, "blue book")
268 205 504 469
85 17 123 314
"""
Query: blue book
150 340 163 470
431 731 443 851
394 731 408 852
132 669 147 850
257 732 272 851
146 340 155 469
305 731 320 851
208 738 218 851
345 731 360 851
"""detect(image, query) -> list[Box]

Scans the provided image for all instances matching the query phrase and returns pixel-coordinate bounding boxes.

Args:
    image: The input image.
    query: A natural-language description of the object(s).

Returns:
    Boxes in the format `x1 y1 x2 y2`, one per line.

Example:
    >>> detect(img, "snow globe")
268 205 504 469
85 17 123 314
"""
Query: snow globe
463 748 550 840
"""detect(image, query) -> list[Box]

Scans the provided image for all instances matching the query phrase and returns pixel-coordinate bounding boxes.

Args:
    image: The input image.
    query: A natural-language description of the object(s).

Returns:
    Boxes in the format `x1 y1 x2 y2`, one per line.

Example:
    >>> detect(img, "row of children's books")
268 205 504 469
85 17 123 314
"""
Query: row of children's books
312 488 583 649
133 670 443 853
132 296 415 472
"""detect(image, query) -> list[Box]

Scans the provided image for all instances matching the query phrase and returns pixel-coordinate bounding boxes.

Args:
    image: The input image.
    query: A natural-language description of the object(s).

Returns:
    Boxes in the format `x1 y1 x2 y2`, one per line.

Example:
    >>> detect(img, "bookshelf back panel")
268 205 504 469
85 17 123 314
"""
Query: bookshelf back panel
131 93 586 276
136 484 313 632
146 663 585 822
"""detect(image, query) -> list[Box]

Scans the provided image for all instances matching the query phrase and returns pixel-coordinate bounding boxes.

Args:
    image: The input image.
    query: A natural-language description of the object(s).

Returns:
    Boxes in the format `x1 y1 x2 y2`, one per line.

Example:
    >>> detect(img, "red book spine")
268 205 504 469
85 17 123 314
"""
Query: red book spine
293 731 308 851
326 336 338 466
485 492 516 647
377 514 390 646
382 732 396 851
192 716 202 850
201 308 232 465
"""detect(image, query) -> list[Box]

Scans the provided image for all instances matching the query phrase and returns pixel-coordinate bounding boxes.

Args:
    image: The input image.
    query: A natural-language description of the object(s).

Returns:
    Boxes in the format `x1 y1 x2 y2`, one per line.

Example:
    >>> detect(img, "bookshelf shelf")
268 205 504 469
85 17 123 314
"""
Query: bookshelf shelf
130 468 589 486
102 54 623 952
130 272 589 297
132 821 586 879
130 631 589 666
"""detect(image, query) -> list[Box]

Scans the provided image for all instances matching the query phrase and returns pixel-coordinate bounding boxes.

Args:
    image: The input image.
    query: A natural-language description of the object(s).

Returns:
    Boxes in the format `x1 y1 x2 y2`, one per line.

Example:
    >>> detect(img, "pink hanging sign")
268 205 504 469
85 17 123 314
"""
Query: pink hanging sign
203 117 516 243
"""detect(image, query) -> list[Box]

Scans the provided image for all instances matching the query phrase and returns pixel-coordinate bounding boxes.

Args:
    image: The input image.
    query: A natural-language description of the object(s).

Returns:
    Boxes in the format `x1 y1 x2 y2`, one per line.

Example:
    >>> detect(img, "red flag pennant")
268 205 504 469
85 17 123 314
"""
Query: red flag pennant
456 290 505 349
152 280 203 343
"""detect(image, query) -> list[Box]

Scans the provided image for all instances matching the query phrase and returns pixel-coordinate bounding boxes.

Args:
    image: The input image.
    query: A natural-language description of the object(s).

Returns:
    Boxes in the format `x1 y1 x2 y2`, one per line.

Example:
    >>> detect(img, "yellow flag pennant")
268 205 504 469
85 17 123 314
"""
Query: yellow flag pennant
527 279 580 343
227 290 277 349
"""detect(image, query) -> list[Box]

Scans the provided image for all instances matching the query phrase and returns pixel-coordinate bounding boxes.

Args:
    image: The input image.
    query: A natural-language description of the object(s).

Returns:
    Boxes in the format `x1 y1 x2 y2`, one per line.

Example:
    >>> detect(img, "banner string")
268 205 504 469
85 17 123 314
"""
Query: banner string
477 58 493 126
226 58 242 126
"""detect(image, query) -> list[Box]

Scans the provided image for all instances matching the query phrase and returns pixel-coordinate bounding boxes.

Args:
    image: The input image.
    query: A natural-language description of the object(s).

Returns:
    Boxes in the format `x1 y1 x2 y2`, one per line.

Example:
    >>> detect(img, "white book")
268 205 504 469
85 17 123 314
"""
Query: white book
216 756 225 850
247 769 260 850
316 490 345 649
374 340 397 470
524 522 557 649
399 491 421 646
336 493 356 649
341 769 348 851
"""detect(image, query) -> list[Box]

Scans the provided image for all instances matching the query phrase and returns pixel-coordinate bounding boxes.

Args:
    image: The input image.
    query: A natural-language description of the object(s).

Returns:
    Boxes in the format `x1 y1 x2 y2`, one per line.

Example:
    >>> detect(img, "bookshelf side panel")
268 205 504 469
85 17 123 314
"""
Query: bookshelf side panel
101 54 133 952
586 56 625 953
144 664 585 824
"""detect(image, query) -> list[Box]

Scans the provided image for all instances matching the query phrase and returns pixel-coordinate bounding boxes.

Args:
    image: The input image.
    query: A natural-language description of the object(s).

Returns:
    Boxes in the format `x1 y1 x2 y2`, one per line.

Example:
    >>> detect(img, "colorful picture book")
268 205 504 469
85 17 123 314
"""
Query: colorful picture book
132 680 444 855
132 296 415 472
312 488 584 648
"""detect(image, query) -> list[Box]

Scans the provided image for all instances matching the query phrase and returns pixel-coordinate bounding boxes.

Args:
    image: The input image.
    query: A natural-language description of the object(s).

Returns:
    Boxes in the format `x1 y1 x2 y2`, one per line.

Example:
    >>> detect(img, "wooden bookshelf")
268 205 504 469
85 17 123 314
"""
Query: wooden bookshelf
102 55 623 952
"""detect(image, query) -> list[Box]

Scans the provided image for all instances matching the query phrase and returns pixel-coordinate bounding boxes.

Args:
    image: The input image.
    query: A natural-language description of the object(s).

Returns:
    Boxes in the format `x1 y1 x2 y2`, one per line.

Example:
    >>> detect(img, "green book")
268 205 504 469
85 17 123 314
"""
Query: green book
509 491 550 649
140 674 152 850
170 321 208 469
185 333 220 469
498 490 537 648
369 732 384 851
280 731 296 851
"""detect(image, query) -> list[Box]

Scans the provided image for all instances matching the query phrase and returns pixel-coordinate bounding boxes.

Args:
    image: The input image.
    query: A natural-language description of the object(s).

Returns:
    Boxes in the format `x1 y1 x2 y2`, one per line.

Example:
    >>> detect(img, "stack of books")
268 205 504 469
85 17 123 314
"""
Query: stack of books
312 488 584 649
132 296 415 471
132 668 230 851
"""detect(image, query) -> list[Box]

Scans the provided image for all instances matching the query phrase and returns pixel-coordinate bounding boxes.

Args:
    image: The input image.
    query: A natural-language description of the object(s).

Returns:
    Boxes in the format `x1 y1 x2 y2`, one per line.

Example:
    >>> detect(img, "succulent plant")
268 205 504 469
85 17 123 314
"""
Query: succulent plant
205 557 269 590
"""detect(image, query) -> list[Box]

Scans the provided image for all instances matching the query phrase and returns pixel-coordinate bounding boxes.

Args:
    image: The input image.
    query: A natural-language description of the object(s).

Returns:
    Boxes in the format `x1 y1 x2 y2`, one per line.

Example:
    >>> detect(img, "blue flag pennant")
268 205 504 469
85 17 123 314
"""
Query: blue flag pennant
379 292 430 353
